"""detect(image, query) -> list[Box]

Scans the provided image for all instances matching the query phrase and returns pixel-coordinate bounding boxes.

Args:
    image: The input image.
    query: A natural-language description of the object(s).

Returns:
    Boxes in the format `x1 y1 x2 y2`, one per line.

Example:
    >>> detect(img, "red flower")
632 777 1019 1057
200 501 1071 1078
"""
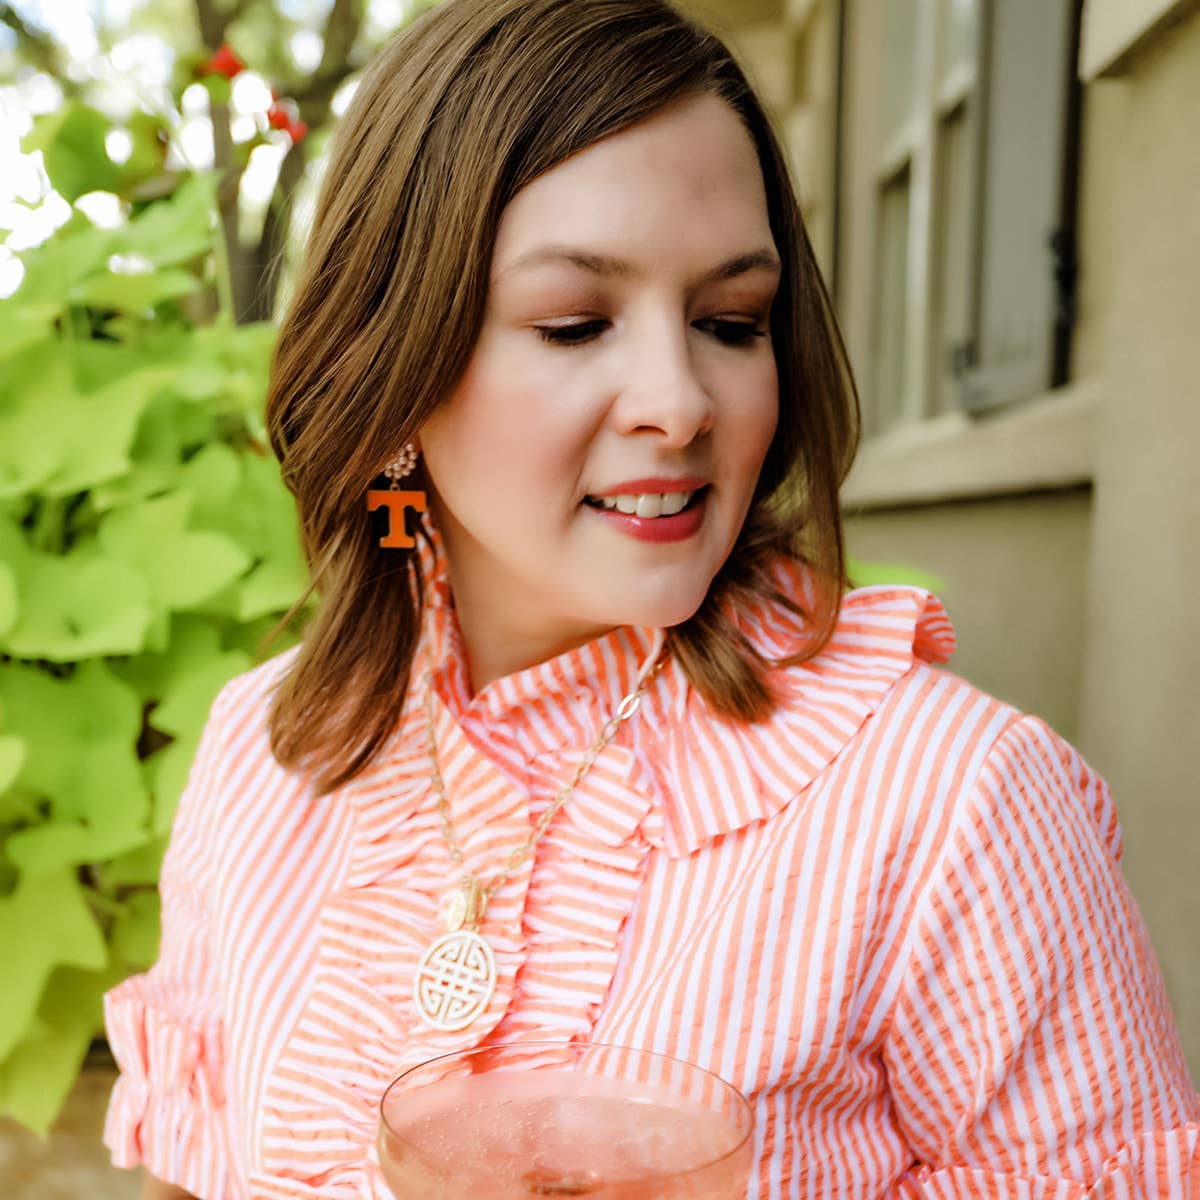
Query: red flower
267 105 290 130
202 43 245 80
286 120 309 144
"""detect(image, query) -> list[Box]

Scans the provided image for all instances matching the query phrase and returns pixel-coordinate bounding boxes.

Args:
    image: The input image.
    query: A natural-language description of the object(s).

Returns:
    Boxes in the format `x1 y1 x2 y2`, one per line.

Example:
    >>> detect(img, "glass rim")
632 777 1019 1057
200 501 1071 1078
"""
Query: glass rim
377 1038 755 1186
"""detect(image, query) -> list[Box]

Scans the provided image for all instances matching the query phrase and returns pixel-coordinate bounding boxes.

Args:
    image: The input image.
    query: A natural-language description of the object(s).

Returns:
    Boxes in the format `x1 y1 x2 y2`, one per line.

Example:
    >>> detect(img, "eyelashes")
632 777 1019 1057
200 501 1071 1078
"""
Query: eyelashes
535 321 607 346
534 318 768 348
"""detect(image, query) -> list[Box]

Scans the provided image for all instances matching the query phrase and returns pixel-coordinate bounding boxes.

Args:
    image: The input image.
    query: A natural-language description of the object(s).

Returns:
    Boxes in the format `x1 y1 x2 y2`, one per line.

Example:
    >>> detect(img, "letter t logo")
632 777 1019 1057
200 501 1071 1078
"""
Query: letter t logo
367 489 428 549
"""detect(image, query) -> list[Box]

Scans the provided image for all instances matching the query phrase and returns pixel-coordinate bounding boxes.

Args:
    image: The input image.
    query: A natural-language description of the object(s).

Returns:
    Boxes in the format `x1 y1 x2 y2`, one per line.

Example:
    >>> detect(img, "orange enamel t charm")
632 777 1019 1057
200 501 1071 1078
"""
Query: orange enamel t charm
367 488 427 549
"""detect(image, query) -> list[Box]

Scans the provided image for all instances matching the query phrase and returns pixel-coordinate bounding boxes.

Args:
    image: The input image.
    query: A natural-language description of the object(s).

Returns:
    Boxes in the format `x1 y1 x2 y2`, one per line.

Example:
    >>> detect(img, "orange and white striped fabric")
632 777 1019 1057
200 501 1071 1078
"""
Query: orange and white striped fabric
104 544 1200 1198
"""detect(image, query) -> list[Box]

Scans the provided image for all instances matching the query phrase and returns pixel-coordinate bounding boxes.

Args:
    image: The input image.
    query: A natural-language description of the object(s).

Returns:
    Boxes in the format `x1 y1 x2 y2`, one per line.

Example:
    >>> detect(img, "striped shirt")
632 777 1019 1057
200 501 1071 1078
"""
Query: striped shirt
104 550 1200 1198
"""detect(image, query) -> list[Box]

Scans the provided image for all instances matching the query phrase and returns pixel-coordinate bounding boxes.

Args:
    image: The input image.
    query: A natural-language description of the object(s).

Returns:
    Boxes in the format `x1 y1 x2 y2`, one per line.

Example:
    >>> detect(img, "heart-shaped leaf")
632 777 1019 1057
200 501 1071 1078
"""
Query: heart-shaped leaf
43 364 178 497
237 556 309 622
110 890 162 970
0 521 152 661
0 736 27 796
118 171 217 268
148 738 200 835
23 103 125 202
0 966 114 1134
98 835 168 889
0 350 71 498
7 219 113 308
0 661 142 804
68 267 203 313
4 819 149 875
151 650 250 740
0 306 59 362
0 561 17 639
0 869 107 1062
111 613 225 702
98 490 252 611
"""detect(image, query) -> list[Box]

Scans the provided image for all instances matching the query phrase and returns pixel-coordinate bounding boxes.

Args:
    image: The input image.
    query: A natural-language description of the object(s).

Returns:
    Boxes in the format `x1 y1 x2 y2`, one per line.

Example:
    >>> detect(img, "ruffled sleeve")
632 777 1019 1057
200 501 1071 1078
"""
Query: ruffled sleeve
884 716 1200 1196
104 689 237 1199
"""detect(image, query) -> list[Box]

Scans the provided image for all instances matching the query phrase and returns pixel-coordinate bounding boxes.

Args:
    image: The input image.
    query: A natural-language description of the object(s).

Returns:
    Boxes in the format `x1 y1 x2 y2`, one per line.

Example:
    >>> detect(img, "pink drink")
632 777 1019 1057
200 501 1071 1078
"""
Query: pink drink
377 1043 753 1199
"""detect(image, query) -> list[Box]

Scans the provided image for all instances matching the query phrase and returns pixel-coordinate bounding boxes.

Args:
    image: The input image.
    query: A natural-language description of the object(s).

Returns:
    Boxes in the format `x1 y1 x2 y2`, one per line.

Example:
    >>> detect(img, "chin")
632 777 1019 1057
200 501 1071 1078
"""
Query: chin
613 586 711 631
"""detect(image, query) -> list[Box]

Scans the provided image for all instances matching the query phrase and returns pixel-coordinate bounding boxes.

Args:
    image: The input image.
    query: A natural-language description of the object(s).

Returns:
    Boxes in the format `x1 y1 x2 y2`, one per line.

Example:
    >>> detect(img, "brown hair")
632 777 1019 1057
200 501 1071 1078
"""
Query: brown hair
266 0 860 793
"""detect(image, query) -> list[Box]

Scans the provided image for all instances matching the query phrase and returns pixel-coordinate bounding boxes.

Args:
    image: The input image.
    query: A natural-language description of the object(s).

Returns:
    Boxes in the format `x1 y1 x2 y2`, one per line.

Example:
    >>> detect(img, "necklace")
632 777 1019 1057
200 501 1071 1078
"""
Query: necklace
413 652 665 1032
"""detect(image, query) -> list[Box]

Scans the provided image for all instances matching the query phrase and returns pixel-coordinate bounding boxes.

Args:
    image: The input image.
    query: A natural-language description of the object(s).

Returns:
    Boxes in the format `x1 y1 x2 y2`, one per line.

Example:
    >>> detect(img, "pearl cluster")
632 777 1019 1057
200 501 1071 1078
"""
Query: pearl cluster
383 442 418 485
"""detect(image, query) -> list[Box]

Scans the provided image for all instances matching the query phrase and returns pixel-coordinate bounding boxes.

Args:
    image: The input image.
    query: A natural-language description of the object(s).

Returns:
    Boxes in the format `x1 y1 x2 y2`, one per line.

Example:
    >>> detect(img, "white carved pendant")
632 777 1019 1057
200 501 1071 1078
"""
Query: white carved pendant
414 930 497 1031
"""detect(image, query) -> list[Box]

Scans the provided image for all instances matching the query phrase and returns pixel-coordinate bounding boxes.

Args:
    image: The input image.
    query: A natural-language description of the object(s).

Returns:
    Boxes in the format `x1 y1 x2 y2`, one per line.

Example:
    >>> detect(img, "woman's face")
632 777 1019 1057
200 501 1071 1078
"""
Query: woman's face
419 92 781 685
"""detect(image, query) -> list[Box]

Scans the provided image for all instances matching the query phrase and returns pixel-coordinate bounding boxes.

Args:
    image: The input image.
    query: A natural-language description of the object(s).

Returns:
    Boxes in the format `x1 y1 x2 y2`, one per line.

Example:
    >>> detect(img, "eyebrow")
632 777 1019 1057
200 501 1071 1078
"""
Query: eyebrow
499 245 782 284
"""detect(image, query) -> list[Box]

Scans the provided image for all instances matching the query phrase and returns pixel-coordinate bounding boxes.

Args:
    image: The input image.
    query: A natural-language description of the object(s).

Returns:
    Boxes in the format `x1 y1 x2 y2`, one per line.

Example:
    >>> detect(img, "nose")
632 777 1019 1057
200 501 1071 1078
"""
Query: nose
611 318 715 447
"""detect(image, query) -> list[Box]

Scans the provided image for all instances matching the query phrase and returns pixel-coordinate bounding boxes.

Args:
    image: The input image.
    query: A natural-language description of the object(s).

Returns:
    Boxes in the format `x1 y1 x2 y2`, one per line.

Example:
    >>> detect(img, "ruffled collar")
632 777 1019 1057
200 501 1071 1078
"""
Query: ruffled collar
645 565 956 854
415 526 667 748
387 530 957 857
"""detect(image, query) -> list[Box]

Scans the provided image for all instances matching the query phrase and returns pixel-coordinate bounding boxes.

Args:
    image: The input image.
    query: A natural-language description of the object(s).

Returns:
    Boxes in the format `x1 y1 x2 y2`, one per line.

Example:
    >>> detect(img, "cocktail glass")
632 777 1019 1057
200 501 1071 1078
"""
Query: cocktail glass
377 1040 754 1198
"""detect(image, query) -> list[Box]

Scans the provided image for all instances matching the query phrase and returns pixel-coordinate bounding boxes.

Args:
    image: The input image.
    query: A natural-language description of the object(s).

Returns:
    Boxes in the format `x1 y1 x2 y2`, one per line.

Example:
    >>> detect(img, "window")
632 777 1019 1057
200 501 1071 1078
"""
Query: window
847 0 1081 436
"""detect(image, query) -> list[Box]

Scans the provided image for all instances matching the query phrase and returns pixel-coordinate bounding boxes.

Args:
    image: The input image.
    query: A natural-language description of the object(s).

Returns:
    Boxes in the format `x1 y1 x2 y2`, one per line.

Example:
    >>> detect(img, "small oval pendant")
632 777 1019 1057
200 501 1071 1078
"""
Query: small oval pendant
443 878 484 933
443 889 468 932
414 929 497 1031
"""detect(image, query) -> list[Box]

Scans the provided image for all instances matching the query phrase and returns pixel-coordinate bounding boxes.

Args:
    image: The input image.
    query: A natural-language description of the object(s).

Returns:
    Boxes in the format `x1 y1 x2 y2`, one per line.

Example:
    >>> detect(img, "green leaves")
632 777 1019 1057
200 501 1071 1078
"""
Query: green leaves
23 102 177 208
847 556 946 593
0 737 26 796
23 104 126 202
0 967 113 1136
98 491 251 612
0 519 153 660
0 107 310 1132
0 342 175 500
0 561 16 638
69 267 204 313
0 869 107 1061
119 172 219 270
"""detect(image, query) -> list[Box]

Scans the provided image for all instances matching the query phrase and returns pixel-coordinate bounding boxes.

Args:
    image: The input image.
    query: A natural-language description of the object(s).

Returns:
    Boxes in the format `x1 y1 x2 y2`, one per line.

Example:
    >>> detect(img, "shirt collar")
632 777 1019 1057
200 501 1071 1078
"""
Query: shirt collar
639 561 958 855
407 532 956 857
414 524 667 760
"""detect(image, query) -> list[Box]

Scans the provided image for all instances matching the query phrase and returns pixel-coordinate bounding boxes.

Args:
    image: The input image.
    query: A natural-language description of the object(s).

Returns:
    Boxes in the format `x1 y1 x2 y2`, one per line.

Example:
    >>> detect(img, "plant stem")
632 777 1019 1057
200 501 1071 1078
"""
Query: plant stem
212 189 236 328
29 496 67 554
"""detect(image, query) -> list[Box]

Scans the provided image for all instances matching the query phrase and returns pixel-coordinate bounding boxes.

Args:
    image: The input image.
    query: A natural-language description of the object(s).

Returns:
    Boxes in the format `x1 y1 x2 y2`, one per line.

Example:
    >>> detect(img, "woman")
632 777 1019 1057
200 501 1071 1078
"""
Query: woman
104 0 1199 1196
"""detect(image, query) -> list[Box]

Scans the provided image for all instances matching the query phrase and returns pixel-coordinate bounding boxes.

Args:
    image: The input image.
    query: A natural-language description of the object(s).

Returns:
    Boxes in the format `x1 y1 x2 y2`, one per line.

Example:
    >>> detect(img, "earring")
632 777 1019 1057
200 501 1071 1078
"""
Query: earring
367 441 427 549
382 443 419 486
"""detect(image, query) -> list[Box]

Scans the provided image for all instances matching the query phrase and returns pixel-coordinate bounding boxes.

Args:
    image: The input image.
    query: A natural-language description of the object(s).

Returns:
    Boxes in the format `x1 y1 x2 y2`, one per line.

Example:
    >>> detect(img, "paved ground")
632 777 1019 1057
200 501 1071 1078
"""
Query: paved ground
2 1060 140 1200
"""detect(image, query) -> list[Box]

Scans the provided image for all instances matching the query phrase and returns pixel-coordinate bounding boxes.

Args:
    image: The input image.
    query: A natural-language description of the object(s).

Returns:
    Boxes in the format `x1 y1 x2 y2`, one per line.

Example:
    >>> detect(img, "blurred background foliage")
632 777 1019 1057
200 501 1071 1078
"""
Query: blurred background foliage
0 0 447 1135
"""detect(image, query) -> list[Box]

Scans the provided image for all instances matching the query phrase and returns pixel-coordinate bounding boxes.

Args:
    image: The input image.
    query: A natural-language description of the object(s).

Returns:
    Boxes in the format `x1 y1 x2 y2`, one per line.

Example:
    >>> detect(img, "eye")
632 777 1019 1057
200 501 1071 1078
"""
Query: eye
695 318 768 346
534 320 609 346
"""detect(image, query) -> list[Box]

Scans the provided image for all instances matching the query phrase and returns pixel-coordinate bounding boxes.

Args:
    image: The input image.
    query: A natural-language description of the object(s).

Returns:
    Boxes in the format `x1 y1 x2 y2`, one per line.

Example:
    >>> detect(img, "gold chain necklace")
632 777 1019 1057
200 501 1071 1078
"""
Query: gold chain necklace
413 652 665 1032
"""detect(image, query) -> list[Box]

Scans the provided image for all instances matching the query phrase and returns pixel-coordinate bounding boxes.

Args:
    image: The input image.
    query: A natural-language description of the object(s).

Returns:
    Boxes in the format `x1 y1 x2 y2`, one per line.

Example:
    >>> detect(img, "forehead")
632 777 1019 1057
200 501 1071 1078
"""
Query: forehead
491 94 774 274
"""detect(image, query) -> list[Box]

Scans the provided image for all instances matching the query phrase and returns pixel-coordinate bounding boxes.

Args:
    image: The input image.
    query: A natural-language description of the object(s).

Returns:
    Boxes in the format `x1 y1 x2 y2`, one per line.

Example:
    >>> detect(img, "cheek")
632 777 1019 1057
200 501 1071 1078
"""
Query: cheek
422 384 584 515
738 361 780 464
423 367 522 477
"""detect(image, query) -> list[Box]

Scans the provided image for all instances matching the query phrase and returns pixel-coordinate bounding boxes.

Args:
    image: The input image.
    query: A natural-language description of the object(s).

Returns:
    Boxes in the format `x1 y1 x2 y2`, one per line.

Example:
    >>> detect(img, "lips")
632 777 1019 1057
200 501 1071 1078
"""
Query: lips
584 487 709 544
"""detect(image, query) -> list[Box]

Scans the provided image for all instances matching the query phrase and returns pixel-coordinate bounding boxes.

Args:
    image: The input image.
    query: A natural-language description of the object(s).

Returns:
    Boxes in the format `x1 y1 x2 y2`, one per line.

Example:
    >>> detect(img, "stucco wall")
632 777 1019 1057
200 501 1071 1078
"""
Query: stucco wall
844 489 1093 743
1073 11 1200 1072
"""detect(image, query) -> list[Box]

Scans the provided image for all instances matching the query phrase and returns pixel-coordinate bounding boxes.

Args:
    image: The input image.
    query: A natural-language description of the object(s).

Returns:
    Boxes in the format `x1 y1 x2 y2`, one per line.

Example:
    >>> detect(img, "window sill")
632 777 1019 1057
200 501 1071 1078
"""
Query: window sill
1080 0 1197 79
841 380 1100 512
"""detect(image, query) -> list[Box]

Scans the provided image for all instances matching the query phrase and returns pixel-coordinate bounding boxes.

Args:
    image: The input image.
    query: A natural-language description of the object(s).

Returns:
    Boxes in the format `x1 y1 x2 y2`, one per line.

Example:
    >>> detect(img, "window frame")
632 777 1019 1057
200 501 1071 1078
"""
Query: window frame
845 0 1083 440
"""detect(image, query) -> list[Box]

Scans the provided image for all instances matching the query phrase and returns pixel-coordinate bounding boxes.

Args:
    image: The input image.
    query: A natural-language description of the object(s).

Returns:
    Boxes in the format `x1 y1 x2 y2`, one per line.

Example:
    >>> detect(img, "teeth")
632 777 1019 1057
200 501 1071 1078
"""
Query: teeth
591 490 695 516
